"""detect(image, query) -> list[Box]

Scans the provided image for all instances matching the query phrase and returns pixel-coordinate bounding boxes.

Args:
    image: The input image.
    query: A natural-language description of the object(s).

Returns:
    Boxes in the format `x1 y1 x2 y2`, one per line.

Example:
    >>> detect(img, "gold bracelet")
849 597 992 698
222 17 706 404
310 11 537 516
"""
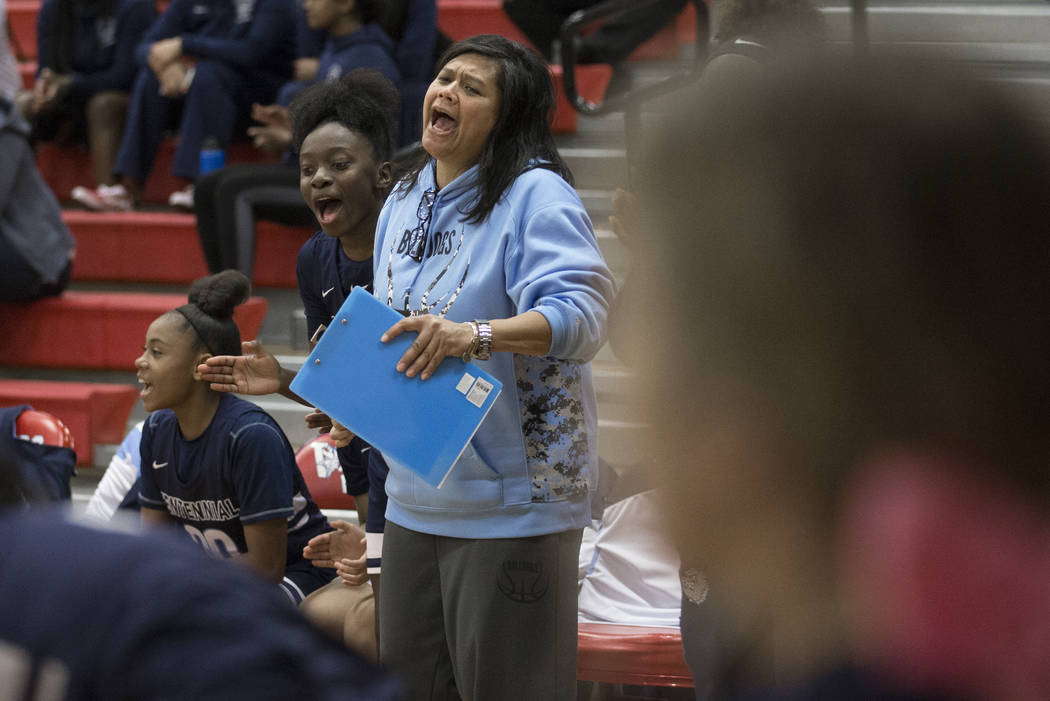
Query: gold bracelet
461 320 480 362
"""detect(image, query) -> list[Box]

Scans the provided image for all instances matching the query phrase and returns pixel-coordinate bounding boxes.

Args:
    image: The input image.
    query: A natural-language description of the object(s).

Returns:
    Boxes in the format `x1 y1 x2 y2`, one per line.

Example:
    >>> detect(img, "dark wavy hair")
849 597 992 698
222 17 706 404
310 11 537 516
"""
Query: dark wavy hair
171 270 251 357
289 68 400 164
396 34 573 224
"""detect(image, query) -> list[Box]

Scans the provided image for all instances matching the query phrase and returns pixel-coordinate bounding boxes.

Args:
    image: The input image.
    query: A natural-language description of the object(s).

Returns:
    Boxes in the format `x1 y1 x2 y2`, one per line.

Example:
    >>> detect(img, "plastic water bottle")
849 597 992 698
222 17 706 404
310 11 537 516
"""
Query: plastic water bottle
199 136 226 175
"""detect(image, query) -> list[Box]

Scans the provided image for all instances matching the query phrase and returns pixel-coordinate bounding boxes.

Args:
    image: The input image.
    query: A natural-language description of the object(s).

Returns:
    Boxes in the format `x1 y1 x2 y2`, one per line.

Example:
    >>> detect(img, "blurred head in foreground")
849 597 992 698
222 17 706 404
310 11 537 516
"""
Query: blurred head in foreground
631 55 1050 698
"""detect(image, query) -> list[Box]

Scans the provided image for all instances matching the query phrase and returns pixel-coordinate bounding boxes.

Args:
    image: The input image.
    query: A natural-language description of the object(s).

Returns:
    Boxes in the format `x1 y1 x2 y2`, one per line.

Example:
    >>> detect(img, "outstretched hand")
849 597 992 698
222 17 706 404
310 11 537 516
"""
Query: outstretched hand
382 315 474 381
303 520 367 586
197 339 283 395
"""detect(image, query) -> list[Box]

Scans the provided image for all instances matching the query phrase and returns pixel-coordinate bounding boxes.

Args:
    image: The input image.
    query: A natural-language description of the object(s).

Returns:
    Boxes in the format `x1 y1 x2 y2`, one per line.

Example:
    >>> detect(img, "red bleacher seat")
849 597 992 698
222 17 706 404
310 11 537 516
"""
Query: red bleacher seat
36 141 279 207
577 622 694 688
0 291 268 370
0 380 137 464
63 211 308 288
295 434 357 511
7 1 38 60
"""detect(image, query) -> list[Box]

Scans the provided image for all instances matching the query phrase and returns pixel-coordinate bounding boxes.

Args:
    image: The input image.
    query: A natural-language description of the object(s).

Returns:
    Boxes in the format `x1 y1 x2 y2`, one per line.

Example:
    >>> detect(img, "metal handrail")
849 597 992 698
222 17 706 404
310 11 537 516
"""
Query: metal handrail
558 0 709 117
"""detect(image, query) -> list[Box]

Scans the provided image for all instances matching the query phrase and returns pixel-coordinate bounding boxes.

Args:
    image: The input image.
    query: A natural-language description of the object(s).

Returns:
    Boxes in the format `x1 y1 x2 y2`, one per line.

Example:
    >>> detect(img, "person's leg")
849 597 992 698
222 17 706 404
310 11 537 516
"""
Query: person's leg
172 60 240 181
299 577 377 662
204 163 307 275
441 529 583 701
84 90 130 186
380 521 461 701
193 167 227 273
115 67 179 198
229 182 310 275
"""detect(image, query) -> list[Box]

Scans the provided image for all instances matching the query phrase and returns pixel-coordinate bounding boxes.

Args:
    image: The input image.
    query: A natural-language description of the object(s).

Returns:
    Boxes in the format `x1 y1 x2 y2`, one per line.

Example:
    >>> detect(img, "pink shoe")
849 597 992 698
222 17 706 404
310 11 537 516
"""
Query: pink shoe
167 185 194 211
71 184 134 212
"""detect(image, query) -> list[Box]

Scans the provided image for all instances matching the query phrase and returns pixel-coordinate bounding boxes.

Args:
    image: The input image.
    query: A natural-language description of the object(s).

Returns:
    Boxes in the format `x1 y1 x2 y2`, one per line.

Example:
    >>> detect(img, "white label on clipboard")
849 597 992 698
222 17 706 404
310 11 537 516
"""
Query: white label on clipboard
456 373 475 395
465 377 494 407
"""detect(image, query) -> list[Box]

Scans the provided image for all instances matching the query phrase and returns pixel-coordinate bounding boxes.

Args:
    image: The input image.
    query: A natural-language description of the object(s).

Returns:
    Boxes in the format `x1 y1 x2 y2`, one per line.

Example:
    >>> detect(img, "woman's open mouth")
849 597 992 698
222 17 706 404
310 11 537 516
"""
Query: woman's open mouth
430 107 457 135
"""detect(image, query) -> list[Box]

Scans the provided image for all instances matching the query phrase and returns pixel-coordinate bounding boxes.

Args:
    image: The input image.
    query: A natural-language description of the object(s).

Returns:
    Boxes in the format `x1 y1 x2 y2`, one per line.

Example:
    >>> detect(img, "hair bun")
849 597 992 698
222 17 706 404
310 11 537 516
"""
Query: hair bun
187 270 251 320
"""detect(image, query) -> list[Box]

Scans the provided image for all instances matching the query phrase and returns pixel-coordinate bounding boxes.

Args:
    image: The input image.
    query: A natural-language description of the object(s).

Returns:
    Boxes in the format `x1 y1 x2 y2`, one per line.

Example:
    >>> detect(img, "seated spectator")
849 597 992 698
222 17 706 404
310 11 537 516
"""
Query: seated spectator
13 0 155 207
578 483 682 628
0 96 74 302
136 270 337 606
195 0 401 276
276 0 399 106
72 0 297 211
630 51 1050 700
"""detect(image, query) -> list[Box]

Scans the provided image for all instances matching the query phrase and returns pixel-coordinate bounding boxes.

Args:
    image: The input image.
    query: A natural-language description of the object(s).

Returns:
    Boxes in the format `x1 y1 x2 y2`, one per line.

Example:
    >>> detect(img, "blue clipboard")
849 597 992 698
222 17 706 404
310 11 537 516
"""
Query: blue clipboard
289 287 502 488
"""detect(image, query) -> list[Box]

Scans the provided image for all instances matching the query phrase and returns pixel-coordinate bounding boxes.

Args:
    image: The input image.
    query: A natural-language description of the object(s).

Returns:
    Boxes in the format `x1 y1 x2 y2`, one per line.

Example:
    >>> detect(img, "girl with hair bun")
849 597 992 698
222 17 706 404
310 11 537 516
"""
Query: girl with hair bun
136 270 338 607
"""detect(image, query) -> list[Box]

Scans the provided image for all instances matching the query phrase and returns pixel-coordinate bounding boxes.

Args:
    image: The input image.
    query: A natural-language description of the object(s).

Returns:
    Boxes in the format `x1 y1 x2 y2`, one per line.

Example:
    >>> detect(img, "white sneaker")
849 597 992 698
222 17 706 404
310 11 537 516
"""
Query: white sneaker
71 184 134 212
167 185 195 211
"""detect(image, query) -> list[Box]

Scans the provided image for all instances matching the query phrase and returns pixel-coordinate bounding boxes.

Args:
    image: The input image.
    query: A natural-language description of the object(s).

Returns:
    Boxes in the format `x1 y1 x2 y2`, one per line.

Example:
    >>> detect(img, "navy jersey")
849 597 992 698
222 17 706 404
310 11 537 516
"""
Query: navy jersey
296 231 377 496
0 509 402 701
138 394 329 569
296 230 374 339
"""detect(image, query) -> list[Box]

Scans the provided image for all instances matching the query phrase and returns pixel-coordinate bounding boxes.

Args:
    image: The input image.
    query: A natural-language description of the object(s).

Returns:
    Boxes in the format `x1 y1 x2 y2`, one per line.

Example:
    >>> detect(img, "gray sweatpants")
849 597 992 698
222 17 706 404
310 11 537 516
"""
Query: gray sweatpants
380 521 583 701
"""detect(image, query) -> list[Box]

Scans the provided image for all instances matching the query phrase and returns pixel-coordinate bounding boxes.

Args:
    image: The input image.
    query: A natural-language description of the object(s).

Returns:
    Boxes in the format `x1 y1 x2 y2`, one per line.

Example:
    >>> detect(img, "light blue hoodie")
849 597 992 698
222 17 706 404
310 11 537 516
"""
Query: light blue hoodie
373 161 615 539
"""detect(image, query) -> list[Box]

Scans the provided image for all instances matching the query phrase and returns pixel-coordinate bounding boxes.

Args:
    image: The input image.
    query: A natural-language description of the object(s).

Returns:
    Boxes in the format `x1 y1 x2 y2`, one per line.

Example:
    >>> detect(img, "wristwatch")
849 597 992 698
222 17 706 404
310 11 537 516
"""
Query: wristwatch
462 320 493 362
474 320 492 361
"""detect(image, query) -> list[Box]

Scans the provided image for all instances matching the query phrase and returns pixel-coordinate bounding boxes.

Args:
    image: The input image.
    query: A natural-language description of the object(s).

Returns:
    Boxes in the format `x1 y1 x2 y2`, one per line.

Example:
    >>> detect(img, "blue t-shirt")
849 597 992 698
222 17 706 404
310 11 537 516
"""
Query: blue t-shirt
138 393 329 567
0 509 402 701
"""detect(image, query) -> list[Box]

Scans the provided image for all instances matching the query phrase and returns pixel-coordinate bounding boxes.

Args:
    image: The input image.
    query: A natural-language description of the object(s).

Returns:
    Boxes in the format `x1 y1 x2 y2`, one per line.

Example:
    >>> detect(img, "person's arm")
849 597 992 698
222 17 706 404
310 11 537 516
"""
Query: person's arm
230 420 297 579
134 0 185 66
141 505 175 526
198 339 306 403
504 196 615 361
242 518 287 581
179 0 294 69
69 0 157 97
381 309 552 381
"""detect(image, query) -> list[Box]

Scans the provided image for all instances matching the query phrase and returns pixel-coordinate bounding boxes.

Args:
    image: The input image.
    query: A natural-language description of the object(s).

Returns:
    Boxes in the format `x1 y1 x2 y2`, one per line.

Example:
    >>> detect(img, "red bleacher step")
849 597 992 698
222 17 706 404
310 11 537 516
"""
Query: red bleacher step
0 291 267 370
0 379 138 465
64 210 308 288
